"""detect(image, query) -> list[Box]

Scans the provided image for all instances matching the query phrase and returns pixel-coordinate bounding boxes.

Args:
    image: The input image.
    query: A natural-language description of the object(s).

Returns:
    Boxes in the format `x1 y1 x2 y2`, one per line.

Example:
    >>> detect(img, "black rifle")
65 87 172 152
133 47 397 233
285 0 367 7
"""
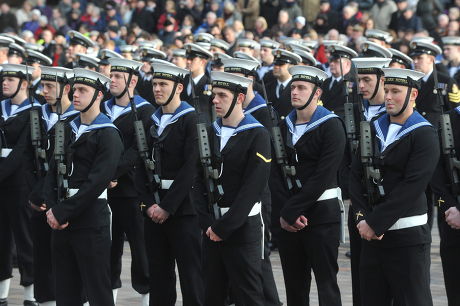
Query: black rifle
54 72 68 202
25 61 47 177
125 74 161 206
191 73 224 219
342 56 359 155
260 77 301 192
436 63 460 203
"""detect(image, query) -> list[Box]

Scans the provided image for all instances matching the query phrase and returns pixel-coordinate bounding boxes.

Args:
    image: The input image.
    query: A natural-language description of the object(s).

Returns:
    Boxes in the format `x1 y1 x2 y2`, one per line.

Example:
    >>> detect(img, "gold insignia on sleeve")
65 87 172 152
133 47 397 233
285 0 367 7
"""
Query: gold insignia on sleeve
449 84 460 103
437 197 445 207
356 211 364 221
140 202 146 211
256 152 272 163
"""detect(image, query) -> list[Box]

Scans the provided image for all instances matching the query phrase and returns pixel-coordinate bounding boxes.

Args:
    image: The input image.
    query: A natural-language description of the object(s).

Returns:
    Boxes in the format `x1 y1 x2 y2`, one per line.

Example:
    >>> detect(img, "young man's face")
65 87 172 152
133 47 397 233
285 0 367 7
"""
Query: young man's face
186 56 206 73
290 80 318 108
152 78 182 105
72 83 100 111
7 54 23 64
212 87 242 117
384 84 416 116
109 71 132 96
260 47 274 64
412 53 433 74
41 80 60 105
2 76 21 97
358 74 379 100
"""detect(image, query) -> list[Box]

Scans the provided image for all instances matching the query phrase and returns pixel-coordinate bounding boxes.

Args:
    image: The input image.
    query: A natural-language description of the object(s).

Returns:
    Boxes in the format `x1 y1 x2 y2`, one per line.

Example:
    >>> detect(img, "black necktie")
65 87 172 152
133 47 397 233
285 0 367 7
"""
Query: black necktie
330 79 337 90
278 84 284 98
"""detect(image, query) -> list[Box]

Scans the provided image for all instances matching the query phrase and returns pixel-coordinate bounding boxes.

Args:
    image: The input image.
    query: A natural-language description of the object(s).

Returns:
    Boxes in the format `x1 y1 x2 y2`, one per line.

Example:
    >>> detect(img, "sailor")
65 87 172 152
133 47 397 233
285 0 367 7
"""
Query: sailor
235 38 260 58
103 58 153 305
136 47 168 104
98 49 123 77
388 48 414 69
0 64 40 306
350 68 439 306
64 30 95 69
137 63 204 305
276 65 345 305
120 45 137 60
7 43 25 64
197 70 271 306
25 50 53 105
364 29 393 47
210 38 230 55
43 68 123 306
29 66 79 306
75 53 100 71
210 52 232 72
171 49 187 69
258 39 280 81
442 36 460 85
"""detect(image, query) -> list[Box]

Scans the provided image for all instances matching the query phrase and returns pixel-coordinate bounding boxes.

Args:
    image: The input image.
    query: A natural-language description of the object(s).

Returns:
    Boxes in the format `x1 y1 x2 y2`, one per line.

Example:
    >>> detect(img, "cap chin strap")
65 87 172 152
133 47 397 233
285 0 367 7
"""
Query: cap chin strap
223 92 240 119
162 81 179 107
8 79 24 100
116 71 133 99
81 88 101 113
52 82 66 107
391 86 412 117
297 84 318 111
369 72 383 101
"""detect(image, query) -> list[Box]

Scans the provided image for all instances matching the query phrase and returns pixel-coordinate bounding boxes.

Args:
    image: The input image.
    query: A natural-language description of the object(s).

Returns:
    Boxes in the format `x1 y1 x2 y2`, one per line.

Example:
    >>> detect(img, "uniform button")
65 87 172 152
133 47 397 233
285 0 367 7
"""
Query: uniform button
422 112 426 116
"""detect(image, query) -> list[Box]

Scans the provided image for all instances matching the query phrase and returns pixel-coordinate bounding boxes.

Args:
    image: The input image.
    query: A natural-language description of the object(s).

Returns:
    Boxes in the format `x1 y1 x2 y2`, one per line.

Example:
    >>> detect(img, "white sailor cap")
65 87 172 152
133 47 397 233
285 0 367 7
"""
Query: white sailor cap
365 29 393 43
389 48 413 68
196 42 211 50
328 45 358 60
382 68 425 89
138 41 158 49
303 40 319 49
290 47 316 66
139 47 167 61
282 37 303 47
26 50 52 66
236 39 260 50
409 40 442 57
99 49 123 65
172 49 186 58
210 38 230 51
119 45 137 53
24 43 44 53
286 43 312 54
68 30 95 48
211 71 252 94
323 40 345 48
211 52 232 67
1 64 35 79
194 33 214 43
289 65 328 86
76 53 100 69
108 58 142 74
150 58 175 67
442 36 460 46
260 39 280 49
41 66 73 83
184 43 213 59
223 58 260 76
410 36 434 44
272 49 302 65
7 43 25 58
352 57 392 74
72 68 111 91
361 40 392 58
0 36 14 48
0 33 26 46
152 63 189 83
233 51 261 64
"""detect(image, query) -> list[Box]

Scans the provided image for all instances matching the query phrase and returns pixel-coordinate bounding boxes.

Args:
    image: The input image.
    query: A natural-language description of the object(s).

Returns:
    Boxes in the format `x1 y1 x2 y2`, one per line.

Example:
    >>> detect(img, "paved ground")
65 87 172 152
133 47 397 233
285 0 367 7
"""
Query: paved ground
7 210 448 305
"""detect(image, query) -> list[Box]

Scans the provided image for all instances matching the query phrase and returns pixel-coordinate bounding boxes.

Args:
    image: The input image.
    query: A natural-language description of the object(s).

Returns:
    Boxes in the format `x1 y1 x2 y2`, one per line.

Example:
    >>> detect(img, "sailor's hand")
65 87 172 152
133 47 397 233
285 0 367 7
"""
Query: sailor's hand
146 204 156 219
206 227 222 242
30 201 47 212
151 204 170 224
46 209 69 230
445 207 460 229
357 220 383 241
280 217 299 232
294 215 308 230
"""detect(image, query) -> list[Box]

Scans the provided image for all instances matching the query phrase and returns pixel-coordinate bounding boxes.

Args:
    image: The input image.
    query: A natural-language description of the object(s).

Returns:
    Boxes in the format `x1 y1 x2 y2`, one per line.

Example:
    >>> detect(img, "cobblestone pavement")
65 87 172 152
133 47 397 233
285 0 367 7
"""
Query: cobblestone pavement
7 210 448 305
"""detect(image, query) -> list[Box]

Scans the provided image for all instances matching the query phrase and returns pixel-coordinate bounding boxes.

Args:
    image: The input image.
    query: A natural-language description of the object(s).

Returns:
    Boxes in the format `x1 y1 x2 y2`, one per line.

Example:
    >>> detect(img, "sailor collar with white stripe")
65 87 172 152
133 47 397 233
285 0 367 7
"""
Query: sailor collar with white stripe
362 99 385 120
374 111 431 152
1 98 35 120
455 105 460 115
151 101 195 127
104 95 150 121
244 92 267 115
70 113 117 138
286 105 338 138
212 113 263 137
42 103 79 131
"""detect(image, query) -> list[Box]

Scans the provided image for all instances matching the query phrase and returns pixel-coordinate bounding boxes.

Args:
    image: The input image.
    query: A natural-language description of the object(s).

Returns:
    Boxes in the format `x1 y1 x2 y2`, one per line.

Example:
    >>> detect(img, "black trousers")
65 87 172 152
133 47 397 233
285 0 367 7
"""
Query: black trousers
145 215 204 306
437 206 460 306
0 186 34 286
109 196 149 294
31 213 55 303
53 226 114 306
278 223 342 306
203 222 264 306
360 242 432 306
347 205 361 306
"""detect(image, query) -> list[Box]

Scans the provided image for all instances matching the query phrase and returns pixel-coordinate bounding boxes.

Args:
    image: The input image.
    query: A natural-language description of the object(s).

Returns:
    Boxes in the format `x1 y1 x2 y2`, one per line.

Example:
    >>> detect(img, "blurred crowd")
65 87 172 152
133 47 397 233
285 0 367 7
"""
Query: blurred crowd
0 0 459 66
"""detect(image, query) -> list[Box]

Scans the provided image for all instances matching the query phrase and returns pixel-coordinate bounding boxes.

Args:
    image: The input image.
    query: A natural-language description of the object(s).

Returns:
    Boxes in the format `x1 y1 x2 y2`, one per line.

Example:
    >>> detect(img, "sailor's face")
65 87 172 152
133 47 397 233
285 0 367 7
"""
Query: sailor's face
172 56 187 69
67 44 86 60
358 74 378 100
212 87 239 117
389 62 406 69
384 84 414 116
412 54 433 74
72 83 98 111
237 46 254 56
329 58 343 77
152 78 176 104
291 80 317 108
186 56 204 72
260 47 274 64
7 54 22 64
444 45 460 61
109 71 128 96
41 80 59 105
99 64 111 77
2 76 21 96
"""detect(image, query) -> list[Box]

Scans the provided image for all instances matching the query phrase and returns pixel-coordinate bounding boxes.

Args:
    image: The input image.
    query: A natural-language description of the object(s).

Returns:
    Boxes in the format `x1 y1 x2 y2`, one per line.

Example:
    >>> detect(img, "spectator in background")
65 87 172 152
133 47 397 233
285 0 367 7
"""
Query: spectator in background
159 19 177 46
222 25 237 53
195 11 218 33
35 0 53 20
233 20 245 38
449 7 460 22
103 2 124 29
181 14 196 34
58 0 72 18
34 15 56 40
254 17 270 39
318 0 339 31
0 3 19 33
131 0 156 33
370 0 397 30
22 9 41 33
436 14 450 36
222 0 241 27
448 20 460 36
314 13 330 35
157 0 179 33
416 0 443 32
271 10 294 37
40 29 55 58
122 0 137 25
177 0 202 26
291 16 309 37
237 0 259 31
389 0 408 32
283 0 302 23
16 1 33 28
